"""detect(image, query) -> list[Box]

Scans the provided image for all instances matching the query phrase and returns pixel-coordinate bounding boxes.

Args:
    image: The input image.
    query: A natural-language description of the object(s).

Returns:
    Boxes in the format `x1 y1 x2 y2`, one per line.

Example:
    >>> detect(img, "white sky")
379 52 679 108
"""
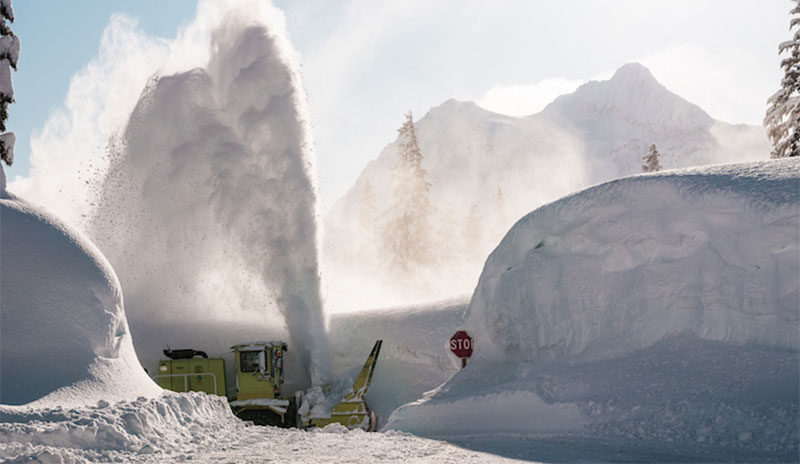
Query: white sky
7 0 790 213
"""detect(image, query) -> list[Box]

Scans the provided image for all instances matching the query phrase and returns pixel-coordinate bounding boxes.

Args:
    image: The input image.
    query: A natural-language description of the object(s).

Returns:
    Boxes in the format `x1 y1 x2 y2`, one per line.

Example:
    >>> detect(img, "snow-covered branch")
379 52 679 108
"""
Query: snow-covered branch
0 0 16 166
765 0 800 158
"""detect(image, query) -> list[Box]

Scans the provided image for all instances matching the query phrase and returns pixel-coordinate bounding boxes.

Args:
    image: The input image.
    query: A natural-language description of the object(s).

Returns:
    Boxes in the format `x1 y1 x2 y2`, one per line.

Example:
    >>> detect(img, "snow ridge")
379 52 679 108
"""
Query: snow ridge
0 393 242 462
466 159 800 363
0 193 159 406
543 63 713 130
382 160 798 460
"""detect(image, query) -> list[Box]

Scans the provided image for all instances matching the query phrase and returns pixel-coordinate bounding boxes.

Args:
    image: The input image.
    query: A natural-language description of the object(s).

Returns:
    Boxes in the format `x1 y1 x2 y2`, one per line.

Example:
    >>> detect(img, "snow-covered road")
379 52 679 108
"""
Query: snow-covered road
175 426 533 464
0 395 531 464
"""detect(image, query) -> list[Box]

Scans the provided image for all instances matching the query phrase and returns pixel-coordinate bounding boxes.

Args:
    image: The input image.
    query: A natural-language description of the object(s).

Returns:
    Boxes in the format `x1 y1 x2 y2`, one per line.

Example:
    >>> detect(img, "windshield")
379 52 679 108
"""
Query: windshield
240 350 259 372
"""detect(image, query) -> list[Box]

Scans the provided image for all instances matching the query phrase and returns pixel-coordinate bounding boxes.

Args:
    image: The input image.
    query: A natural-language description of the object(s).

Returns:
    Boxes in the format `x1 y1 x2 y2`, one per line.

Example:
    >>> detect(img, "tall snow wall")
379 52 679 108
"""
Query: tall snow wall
465 159 800 362
88 3 329 386
0 174 160 406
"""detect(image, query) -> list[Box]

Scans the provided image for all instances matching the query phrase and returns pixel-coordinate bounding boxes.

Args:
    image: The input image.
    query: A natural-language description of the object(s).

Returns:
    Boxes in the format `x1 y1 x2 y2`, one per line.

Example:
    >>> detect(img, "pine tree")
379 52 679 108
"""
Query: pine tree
765 0 800 158
381 112 433 273
494 185 508 243
0 0 17 166
642 144 662 173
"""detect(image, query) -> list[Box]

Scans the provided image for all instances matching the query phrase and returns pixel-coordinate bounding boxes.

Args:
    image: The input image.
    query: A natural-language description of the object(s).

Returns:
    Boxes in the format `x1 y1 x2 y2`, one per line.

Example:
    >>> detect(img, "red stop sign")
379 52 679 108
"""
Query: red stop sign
449 330 473 358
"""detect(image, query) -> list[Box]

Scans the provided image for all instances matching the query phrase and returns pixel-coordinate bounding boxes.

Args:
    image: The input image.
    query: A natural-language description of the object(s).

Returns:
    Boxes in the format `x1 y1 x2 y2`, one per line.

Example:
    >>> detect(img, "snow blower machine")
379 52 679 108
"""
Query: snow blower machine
154 340 382 431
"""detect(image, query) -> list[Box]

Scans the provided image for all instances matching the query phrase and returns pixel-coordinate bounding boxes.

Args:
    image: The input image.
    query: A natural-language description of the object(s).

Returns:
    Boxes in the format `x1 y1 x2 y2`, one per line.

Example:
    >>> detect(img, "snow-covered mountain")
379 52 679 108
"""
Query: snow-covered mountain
541 62 765 179
323 63 769 311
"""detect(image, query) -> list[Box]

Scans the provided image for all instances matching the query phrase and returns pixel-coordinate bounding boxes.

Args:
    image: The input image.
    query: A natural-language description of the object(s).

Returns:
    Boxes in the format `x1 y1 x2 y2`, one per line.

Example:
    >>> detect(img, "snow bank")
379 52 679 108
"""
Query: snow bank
0 392 242 462
387 386 583 437
386 334 799 460
385 160 799 460
1 392 531 463
0 175 159 407
467 158 799 362
87 1 329 386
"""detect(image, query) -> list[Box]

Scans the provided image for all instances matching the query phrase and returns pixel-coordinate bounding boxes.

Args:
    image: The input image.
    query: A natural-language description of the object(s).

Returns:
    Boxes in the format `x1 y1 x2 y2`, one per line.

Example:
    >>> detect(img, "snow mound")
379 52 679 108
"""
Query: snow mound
467 158 799 362
386 334 799 460
385 160 798 461
0 183 159 407
0 392 241 462
0 390 535 463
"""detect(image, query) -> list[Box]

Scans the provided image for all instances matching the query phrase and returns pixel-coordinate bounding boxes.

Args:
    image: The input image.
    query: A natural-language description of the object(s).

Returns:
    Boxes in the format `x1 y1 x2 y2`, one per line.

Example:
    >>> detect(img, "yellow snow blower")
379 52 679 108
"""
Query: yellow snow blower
154 340 382 431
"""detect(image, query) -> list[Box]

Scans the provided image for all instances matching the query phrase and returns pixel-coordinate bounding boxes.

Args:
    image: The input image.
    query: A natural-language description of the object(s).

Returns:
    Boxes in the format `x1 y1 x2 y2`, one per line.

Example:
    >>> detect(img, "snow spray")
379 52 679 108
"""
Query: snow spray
89 3 330 386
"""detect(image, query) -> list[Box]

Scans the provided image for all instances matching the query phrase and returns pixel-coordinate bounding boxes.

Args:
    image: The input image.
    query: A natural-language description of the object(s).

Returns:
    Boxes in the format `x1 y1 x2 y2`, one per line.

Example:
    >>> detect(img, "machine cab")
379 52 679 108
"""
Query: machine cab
232 341 287 401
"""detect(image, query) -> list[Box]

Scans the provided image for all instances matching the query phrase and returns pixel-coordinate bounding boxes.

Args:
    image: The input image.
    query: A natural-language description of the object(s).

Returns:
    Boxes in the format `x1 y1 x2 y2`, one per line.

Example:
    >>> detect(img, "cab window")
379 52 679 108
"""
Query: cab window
240 350 259 372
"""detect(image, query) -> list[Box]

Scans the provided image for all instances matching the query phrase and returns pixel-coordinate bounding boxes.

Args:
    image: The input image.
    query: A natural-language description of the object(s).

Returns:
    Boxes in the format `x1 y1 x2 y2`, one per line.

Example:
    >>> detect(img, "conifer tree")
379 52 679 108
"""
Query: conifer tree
0 0 17 166
494 185 508 242
642 144 662 173
765 0 800 158
381 112 433 273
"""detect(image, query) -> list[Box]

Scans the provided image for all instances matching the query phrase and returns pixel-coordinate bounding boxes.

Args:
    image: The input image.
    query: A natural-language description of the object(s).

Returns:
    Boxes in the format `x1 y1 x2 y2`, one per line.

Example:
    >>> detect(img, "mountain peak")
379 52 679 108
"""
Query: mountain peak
423 98 494 122
610 62 656 83
432 98 481 113
542 63 712 129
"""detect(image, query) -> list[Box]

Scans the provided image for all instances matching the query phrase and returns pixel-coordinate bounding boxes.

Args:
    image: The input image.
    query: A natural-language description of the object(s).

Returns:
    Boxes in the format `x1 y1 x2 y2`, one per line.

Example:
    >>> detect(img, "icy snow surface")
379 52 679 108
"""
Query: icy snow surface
87 0 329 387
385 159 799 462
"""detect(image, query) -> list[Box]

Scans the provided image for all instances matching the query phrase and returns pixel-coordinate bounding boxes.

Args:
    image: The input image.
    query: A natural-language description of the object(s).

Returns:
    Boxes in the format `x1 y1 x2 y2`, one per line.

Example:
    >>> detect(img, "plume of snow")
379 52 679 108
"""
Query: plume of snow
11 0 330 386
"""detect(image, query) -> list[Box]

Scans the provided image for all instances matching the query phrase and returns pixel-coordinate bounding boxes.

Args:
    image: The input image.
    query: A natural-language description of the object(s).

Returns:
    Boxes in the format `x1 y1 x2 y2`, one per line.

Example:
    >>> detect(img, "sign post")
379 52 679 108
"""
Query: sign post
449 330 473 368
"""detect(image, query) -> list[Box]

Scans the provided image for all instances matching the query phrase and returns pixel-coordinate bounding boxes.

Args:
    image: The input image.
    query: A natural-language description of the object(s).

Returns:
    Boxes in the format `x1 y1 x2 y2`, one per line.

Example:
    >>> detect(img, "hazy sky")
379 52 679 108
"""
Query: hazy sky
5 0 789 212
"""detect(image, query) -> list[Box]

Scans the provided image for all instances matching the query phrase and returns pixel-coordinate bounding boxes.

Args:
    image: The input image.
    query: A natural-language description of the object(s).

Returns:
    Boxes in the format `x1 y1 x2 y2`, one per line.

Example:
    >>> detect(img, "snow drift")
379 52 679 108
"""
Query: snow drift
467 158 799 362
0 171 159 407
0 392 531 464
386 159 799 460
0 392 244 462
87 1 329 386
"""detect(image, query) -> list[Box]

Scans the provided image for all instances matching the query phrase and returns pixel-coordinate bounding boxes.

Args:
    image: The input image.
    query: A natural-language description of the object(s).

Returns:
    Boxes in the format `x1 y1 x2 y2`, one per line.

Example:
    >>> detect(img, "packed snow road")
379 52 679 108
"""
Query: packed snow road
0 394 530 464
171 426 533 464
